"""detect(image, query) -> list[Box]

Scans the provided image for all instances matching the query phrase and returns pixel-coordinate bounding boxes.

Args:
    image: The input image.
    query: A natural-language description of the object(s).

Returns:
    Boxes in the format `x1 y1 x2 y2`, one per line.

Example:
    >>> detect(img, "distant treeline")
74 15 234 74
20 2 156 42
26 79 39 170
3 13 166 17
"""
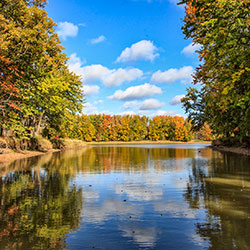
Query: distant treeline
43 114 213 142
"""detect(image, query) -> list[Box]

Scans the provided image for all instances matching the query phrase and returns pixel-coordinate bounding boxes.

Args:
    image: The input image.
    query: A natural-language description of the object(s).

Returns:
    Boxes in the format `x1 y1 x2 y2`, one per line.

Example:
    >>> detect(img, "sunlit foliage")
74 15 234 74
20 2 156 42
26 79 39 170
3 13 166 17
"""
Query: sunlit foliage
180 0 250 140
0 0 84 139
51 114 208 142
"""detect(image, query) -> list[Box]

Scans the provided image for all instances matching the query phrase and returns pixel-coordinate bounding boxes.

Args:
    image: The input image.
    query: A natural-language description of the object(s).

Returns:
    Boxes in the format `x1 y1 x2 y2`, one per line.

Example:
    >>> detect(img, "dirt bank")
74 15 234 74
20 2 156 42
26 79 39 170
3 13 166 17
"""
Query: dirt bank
211 146 250 156
0 149 60 163
87 140 211 145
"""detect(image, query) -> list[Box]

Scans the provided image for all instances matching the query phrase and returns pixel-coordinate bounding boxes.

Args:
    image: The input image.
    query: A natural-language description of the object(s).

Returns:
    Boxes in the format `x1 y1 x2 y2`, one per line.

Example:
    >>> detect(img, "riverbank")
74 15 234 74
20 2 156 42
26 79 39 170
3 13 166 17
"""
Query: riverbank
211 145 250 156
0 138 86 164
87 140 211 145
211 137 250 156
0 140 211 164
0 149 60 163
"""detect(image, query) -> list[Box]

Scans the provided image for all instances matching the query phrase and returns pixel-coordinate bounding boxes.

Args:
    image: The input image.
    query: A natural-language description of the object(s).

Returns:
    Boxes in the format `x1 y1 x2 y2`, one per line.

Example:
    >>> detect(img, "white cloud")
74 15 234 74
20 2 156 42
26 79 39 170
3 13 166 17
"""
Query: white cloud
151 66 193 84
151 110 181 117
169 94 185 105
138 110 150 116
122 101 139 110
81 64 111 84
91 35 106 44
83 103 99 115
119 111 136 116
181 43 201 56
140 98 164 110
68 53 86 76
103 68 143 87
57 22 78 40
82 85 100 96
82 102 112 115
116 40 159 63
68 53 82 65
68 54 143 87
93 100 103 105
109 83 162 101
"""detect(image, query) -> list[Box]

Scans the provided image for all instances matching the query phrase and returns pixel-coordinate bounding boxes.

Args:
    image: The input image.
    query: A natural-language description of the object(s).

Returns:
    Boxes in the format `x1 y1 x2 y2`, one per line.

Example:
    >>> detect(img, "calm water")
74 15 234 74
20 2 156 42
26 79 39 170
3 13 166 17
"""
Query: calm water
0 144 250 250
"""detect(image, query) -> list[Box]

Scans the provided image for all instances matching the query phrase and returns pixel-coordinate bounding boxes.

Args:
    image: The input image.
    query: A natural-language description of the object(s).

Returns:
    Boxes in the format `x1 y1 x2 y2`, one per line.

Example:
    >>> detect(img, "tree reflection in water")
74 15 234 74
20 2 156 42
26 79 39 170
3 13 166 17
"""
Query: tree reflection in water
184 152 250 249
0 155 83 250
2 144 249 250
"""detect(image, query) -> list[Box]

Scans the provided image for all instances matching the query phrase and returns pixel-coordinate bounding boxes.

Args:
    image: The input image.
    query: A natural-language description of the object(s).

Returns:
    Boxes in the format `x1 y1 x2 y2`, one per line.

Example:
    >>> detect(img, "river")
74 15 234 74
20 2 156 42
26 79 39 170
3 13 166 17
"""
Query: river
0 144 250 249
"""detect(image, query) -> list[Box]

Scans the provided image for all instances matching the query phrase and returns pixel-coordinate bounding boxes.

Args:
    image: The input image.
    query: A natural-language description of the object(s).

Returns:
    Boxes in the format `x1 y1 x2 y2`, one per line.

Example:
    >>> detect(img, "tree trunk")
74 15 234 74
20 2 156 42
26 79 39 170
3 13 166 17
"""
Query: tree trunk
32 111 45 137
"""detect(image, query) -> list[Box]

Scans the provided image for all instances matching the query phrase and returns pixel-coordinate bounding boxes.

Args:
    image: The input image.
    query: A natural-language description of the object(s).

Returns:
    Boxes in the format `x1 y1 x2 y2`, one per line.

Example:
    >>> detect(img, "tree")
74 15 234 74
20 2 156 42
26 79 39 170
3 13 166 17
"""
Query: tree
129 115 148 141
195 123 213 141
0 0 84 139
180 0 250 140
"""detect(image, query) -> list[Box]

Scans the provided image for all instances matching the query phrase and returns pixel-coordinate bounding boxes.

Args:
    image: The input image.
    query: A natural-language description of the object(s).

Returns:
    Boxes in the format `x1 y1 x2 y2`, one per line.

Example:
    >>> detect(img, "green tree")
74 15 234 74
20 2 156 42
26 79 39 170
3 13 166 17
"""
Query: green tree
0 0 84 139
180 0 250 140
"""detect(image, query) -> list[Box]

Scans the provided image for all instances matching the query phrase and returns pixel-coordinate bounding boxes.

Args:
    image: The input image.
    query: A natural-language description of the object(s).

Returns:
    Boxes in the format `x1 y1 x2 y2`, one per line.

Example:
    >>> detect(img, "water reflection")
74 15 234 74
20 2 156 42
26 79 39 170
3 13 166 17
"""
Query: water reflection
0 156 83 250
0 144 249 249
184 153 250 249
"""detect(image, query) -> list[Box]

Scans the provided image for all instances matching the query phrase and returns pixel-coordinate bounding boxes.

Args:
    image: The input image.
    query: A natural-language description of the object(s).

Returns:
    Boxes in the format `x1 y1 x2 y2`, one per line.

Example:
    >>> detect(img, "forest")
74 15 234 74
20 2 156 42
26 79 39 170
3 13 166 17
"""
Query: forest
45 114 213 142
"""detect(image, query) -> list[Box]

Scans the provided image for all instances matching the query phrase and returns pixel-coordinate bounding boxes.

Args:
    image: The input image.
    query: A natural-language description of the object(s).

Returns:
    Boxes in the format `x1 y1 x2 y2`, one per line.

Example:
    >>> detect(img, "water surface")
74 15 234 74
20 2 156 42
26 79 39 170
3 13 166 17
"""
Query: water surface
0 144 250 249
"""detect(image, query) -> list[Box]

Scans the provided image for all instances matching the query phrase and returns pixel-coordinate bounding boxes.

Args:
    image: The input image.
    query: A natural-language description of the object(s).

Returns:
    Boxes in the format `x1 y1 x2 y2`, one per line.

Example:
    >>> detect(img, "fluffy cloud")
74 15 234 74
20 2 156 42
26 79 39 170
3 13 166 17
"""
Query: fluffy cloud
116 40 159 63
109 83 162 101
80 64 111 84
103 68 143 87
139 99 164 110
181 43 201 56
151 110 180 117
169 94 185 105
82 102 112 115
68 54 143 87
57 22 78 40
93 100 103 105
151 66 193 84
82 102 99 115
138 110 150 116
91 35 106 44
82 85 100 96
122 101 139 110
68 53 86 74
119 111 136 116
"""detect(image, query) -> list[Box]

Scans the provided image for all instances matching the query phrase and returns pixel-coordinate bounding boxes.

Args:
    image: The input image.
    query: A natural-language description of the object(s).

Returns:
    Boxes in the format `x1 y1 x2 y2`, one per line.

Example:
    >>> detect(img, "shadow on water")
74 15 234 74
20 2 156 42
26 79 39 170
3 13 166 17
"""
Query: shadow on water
0 144 249 249
184 152 250 250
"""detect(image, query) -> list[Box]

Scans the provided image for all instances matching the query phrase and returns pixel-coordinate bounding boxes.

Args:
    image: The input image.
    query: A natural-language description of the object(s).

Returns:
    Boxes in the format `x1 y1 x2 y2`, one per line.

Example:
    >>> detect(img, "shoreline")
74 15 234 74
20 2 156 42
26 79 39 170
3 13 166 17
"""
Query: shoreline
86 140 211 145
1 141 249 165
0 149 60 164
0 140 211 164
211 145 250 157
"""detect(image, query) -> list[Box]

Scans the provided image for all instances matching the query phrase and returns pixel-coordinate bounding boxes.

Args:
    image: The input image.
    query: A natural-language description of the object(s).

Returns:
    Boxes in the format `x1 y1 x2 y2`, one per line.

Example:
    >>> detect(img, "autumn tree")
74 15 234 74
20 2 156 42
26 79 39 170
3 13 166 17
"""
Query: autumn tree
0 0 84 139
171 116 189 141
180 0 250 140
129 115 148 141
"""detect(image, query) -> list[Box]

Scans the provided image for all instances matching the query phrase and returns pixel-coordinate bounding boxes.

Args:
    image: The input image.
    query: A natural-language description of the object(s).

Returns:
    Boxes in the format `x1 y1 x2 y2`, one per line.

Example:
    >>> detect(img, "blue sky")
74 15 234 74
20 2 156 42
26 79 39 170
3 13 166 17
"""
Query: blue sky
46 0 199 117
